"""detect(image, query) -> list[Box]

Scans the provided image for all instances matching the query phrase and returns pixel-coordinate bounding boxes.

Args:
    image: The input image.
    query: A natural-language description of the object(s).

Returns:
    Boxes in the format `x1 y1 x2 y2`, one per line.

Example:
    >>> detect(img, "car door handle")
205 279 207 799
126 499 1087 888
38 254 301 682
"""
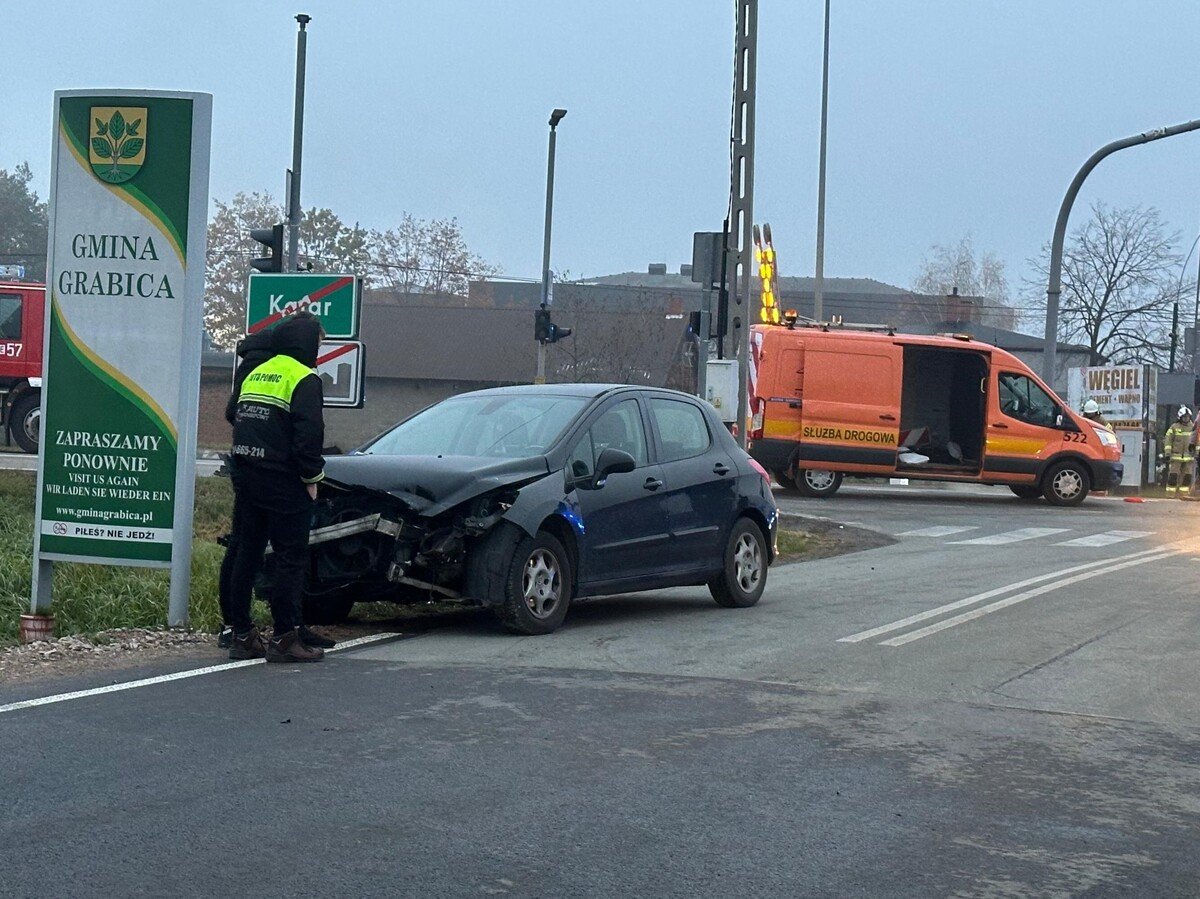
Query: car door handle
879 413 896 421
991 422 1009 429
644 477 663 491
713 463 730 476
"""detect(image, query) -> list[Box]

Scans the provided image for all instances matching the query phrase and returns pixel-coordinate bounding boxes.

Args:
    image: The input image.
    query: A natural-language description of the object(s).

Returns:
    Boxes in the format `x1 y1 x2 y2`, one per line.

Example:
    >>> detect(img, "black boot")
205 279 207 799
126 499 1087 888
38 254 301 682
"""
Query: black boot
229 627 265 660
266 628 324 663
217 626 234 650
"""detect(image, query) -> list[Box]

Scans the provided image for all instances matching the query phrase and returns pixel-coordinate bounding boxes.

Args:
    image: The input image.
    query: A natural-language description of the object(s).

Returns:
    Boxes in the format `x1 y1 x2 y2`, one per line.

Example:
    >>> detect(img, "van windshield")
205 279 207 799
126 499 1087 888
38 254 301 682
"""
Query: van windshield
999 373 1058 427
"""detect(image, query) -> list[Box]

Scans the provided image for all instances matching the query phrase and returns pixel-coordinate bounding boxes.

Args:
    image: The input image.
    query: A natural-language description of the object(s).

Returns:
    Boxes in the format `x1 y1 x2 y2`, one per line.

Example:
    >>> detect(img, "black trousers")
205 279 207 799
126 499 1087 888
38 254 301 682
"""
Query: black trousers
226 467 313 634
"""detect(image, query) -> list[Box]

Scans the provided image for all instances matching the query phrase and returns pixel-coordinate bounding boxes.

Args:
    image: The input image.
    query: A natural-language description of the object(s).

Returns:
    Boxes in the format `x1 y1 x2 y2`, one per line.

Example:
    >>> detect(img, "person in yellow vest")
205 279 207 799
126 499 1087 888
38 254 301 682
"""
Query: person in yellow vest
224 312 328 663
1162 405 1195 497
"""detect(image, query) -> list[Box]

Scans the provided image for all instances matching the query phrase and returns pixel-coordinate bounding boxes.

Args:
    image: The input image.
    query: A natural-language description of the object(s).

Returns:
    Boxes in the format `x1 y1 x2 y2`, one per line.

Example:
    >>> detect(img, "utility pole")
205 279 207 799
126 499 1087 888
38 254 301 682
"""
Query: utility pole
730 0 758 448
813 0 831 323
535 109 567 385
1043 117 1200 385
287 13 311 273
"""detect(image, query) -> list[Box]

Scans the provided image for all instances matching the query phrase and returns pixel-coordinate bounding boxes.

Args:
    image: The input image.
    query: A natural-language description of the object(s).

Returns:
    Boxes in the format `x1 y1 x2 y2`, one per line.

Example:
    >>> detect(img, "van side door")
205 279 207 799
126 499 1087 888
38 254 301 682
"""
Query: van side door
797 346 900 472
982 371 1071 482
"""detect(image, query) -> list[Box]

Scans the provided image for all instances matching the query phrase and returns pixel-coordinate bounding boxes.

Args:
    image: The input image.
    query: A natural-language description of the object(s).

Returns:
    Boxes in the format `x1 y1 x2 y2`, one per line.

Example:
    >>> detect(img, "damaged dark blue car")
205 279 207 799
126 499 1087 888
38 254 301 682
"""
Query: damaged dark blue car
305 384 779 634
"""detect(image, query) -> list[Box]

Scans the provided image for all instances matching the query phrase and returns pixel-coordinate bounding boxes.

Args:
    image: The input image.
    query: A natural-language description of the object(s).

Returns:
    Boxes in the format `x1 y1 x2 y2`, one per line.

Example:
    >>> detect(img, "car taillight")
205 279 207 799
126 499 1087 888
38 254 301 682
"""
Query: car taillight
746 454 770 485
750 410 764 440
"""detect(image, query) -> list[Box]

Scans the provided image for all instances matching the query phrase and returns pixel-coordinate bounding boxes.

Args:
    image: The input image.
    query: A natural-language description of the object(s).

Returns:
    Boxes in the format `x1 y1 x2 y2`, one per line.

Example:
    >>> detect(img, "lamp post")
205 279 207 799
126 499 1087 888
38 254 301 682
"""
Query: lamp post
287 13 311 273
535 108 567 385
813 0 831 323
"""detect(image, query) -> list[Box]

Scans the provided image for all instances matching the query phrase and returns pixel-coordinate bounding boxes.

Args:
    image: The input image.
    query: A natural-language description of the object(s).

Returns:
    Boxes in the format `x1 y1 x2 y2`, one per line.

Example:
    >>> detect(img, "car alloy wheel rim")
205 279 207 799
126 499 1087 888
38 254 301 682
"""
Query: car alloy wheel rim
733 533 762 594
1053 469 1082 499
523 549 562 619
805 470 835 490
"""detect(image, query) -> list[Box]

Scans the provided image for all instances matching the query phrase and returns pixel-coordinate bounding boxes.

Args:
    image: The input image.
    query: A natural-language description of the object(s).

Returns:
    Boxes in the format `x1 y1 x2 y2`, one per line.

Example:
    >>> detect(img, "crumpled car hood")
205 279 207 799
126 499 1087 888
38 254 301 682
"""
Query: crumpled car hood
322 453 552 517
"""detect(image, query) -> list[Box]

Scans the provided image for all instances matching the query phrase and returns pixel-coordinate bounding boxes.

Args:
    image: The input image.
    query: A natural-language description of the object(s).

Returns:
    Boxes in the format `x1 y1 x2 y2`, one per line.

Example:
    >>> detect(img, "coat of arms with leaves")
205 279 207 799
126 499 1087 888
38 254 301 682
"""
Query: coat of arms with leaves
89 108 146 184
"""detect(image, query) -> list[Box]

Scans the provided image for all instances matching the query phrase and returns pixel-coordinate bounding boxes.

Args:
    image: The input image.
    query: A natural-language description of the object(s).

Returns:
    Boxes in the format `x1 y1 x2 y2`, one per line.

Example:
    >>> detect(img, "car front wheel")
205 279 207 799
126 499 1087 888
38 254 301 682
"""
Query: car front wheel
709 518 768 608
495 530 573 635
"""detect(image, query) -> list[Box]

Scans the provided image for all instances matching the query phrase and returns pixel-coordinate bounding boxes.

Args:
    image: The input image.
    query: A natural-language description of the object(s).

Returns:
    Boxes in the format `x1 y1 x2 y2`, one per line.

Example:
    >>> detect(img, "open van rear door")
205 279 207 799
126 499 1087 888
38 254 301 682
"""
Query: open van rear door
796 346 900 472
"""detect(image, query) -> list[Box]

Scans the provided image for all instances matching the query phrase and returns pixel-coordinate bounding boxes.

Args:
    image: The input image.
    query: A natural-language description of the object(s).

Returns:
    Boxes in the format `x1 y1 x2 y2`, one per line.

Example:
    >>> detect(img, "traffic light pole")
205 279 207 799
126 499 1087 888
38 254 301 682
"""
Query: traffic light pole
287 14 311 274
535 111 565 385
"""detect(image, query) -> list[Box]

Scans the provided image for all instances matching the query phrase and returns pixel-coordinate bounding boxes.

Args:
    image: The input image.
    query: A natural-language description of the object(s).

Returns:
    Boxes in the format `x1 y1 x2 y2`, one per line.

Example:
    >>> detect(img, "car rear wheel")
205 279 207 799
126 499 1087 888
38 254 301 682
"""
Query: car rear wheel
1009 485 1042 500
1042 461 1090 506
709 518 768 608
9 392 40 454
794 468 842 498
495 530 573 635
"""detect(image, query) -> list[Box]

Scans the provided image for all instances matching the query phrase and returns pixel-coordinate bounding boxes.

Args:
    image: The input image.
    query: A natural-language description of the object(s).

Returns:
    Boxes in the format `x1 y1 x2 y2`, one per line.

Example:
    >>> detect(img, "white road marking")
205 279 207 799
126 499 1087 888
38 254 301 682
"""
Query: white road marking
1055 530 1153 547
895 525 980 538
948 527 1070 545
0 632 401 716
880 550 1179 646
837 544 1178 644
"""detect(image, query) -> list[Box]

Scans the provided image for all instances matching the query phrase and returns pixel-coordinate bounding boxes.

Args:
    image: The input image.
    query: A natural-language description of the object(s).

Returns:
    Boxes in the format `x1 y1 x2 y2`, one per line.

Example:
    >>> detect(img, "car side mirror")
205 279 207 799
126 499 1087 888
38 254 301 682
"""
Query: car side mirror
592 447 636 489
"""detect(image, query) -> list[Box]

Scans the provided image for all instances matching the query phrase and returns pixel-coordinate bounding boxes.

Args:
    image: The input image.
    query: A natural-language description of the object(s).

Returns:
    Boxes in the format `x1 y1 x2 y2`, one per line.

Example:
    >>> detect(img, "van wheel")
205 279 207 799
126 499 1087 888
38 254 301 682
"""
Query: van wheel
774 469 800 492
795 469 842 498
1009 485 1042 500
1042 461 1089 506
9 392 40 454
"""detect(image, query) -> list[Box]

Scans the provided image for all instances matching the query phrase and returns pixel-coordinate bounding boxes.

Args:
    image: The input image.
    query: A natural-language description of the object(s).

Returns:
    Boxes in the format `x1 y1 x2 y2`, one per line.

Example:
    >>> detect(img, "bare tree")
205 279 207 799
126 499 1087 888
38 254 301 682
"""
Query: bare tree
1027 202 1188 366
368 215 498 296
204 192 374 348
912 234 1017 328
549 286 682 385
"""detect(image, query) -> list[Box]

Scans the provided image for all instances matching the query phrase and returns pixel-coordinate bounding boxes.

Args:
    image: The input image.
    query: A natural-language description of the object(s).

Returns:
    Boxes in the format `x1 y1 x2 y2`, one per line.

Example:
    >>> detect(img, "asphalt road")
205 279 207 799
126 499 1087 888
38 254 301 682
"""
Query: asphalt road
3 484 1199 896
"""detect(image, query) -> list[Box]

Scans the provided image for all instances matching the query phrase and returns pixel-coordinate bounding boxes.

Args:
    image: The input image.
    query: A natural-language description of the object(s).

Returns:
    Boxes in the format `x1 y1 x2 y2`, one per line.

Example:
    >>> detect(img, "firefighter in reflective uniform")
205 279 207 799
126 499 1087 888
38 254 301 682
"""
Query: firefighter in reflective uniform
1082 399 1113 431
1162 406 1195 497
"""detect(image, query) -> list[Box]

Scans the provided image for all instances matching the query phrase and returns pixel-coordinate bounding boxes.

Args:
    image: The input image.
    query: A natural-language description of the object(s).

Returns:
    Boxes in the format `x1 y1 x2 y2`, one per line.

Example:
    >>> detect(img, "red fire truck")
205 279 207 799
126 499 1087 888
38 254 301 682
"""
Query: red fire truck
0 280 45 453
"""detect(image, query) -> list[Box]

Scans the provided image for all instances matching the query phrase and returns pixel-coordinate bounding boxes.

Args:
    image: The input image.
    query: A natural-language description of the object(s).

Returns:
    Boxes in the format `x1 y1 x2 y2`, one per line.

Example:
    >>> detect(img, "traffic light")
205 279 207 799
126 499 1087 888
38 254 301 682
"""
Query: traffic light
250 223 285 273
534 307 572 344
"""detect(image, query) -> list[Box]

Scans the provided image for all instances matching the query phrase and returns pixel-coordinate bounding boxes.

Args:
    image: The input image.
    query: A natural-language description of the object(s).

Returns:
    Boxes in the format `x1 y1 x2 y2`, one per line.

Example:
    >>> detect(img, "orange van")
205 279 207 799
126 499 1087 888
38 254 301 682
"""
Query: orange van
748 323 1123 506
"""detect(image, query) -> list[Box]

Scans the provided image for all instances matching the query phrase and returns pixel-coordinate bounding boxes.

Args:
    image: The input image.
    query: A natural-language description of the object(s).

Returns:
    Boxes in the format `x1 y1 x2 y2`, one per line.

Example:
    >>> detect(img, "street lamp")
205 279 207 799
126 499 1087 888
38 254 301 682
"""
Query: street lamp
535 108 567 384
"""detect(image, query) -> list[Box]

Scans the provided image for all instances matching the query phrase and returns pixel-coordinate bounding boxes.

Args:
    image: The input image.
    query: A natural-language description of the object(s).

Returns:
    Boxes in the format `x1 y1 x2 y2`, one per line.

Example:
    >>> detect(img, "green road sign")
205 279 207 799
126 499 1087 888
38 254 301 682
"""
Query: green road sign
246 273 360 339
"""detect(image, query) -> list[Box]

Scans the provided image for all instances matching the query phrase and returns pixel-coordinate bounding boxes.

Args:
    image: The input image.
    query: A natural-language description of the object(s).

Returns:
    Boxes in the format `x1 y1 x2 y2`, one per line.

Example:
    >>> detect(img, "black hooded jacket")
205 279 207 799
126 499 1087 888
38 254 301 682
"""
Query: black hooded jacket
224 329 275 425
230 313 325 483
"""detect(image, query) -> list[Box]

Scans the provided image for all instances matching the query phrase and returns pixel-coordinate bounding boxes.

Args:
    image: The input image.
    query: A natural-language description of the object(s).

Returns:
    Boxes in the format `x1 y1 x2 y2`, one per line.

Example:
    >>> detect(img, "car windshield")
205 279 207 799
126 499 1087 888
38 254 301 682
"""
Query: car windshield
364 393 589 458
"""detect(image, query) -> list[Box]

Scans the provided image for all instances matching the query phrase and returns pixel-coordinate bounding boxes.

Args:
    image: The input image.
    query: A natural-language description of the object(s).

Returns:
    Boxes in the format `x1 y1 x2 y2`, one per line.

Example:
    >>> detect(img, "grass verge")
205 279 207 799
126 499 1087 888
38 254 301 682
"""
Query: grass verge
0 471 248 647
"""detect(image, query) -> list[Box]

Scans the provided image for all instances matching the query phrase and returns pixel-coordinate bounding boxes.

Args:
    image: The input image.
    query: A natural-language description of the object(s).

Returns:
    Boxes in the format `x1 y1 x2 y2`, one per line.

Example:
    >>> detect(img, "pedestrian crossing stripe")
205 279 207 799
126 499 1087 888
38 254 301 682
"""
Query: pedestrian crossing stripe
898 527 1155 547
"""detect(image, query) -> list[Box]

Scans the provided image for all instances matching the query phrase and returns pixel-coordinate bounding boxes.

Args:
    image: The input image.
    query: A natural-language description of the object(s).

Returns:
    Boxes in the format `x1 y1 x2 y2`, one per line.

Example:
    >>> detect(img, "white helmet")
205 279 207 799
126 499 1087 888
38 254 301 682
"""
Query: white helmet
1083 399 1100 415
1179 405 1192 421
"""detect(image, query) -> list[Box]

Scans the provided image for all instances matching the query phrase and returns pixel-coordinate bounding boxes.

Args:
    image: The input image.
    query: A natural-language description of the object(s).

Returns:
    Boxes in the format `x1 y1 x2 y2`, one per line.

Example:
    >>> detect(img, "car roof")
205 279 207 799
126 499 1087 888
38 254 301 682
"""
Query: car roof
459 384 712 404
461 383 634 399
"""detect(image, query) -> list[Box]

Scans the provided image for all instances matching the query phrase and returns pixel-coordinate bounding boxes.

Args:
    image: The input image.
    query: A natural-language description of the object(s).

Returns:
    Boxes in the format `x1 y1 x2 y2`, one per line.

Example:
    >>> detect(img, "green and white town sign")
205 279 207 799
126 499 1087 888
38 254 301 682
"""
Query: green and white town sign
32 90 212 627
